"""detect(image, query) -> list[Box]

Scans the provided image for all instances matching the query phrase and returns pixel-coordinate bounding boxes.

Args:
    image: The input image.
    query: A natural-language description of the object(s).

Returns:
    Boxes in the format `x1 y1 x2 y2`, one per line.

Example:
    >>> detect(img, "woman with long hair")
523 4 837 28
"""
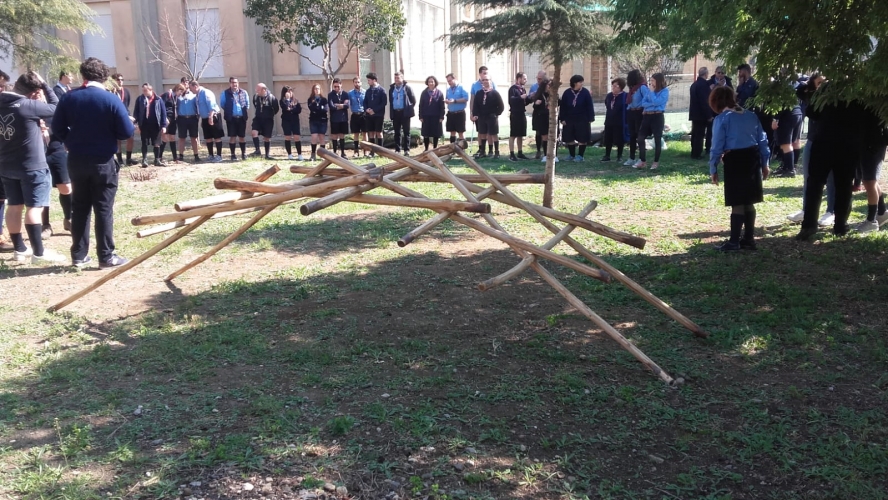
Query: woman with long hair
623 69 645 166
279 85 303 161
708 86 771 251
532 78 557 163
418 75 445 151
633 72 669 169
306 84 328 161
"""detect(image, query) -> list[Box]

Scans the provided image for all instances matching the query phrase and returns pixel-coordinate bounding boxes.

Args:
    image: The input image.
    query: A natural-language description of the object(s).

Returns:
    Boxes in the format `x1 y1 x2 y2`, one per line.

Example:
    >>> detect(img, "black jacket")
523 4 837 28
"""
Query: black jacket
0 84 58 173
418 88 445 120
388 84 416 119
471 88 504 117
307 96 328 122
688 76 714 121
134 93 168 130
252 93 279 120
328 90 349 123
508 84 531 115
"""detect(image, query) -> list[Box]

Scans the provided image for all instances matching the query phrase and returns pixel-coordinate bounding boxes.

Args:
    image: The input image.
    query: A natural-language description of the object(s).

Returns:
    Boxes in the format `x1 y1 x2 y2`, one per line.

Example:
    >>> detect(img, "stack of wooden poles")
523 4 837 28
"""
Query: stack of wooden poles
48 140 707 384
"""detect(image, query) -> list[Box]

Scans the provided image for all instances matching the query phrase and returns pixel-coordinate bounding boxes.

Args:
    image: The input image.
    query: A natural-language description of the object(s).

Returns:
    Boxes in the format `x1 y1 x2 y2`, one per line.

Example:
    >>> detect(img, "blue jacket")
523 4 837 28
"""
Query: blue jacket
639 86 669 113
51 84 134 160
559 87 595 123
134 93 168 130
220 88 250 120
709 108 770 174
363 85 387 116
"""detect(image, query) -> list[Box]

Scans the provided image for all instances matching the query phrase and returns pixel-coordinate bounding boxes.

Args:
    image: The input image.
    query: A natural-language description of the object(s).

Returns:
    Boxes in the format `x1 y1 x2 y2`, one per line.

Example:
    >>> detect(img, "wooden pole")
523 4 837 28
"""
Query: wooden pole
48 215 214 312
289 166 546 184
480 200 597 291
137 208 262 238
397 186 498 247
164 203 282 281
300 158 333 178
213 168 382 194
343 194 491 213
174 165 280 211
131 173 378 226
299 166 417 217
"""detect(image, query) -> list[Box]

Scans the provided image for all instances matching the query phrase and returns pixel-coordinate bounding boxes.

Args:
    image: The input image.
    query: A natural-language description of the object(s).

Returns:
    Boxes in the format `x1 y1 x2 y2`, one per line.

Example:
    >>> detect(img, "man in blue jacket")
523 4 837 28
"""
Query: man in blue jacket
52 57 134 268
0 71 66 264
388 72 416 155
689 67 714 159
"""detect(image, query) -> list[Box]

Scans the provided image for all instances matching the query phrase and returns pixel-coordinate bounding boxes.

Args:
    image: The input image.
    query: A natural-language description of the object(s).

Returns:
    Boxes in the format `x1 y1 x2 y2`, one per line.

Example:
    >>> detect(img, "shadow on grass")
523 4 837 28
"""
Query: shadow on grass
2 230 888 498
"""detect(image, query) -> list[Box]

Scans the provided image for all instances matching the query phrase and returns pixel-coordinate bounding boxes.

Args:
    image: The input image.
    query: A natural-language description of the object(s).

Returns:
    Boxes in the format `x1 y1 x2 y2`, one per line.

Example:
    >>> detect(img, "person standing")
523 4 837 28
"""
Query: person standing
328 78 350 157
52 57 134 268
528 70 547 97
388 72 416 155
735 64 759 108
176 83 201 162
623 70 646 166
559 75 595 162
307 84 328 162
53 71 73 100
708 86 770 251
708 66 733 90
470 76 504 160
444 73 468 144
220 77 250 161
852 108 888 233
0 69 10 252
362 73 387 154
507 72 531 162
601 78 628 163
250 83 278 160
0 71 67 263
633 73 669 170
470 66 498 156
532 78 557 163
160 84 180 164
111 73 137 166
44 73 74 238
348 77 366 158
770 99 804 178
689 67 714 159
418 76 445 152
279 85 303 161
191 80 225 162
133 83 168 167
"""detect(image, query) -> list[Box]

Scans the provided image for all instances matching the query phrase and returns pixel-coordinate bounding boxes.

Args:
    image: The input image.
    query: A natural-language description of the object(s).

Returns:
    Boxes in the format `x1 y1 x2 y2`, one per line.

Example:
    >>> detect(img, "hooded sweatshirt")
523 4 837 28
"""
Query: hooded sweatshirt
0 83 58 174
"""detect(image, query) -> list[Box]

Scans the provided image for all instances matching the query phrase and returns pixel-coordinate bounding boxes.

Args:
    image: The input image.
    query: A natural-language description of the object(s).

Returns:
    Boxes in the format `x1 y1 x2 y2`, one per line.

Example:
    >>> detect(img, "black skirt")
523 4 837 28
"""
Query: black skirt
421 118 443 138
723 146 764 206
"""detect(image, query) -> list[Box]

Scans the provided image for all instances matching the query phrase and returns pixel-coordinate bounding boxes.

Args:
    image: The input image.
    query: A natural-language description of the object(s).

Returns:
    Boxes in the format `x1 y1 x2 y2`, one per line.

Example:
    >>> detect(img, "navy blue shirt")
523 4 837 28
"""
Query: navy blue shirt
51 83 134 161
328 90 349 123
363 85 387 116
689 76 714 122
736 77 759 108
559 87 595 123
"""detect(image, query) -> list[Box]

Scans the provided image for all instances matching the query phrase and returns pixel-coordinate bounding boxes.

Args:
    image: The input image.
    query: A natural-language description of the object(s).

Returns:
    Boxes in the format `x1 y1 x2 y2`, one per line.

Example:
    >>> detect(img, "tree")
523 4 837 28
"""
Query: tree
609 0 888 119
0 0 96 72
144 0 232 81
244 0 406 85
448 0 612 208
611 40 684 85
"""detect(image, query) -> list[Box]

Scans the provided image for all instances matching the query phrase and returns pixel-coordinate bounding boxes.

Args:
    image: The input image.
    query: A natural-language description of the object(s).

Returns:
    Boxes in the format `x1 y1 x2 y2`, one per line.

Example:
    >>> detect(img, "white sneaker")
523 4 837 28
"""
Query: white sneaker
13 247 32 262
297 154 304 161
818 212 835 227
553 156 559 163
786 210 804 223
622 158 636 166
856 220 879 233
287 154 294 160
541 155 547 163
32 249 67 265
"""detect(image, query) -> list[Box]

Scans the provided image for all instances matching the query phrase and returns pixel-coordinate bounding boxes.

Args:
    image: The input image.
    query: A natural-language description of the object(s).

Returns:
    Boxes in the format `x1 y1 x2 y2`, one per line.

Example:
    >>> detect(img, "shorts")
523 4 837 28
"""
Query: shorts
165 117 177 136
309 120 328 135
251 117 273 138
561 120 591 144
776 113 802 145
366 114 384 133
1 168 51 207
330 121 349 135
47 142 70 185
201 117 225 140
177 116 199 139
861 146 886 181
350 113 366 133
476 114 499 136
281 118 300 136
446 111 466 133
510 113 527 138
227 117 247 137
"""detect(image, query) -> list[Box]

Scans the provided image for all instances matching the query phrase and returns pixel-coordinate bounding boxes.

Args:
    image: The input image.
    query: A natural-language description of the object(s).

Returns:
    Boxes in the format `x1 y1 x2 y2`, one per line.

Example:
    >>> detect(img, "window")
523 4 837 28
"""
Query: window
299 43 339 76
402 0 445 80
485 50 511 87
82 4 116 67
523 52 548 81
187 8 223 78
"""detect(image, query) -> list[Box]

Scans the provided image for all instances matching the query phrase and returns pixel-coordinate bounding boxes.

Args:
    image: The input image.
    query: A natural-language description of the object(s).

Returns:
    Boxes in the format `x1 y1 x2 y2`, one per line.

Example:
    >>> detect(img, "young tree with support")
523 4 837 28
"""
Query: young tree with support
448 0 612 208
243 0 406 86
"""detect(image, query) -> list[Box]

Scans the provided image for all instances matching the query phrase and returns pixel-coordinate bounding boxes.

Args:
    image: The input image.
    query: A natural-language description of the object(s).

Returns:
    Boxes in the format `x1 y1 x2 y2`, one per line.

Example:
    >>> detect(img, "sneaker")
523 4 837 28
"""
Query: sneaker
193 156 202 163
786 210 804 223
509 154 518 162
72 255 93 269
265 155 273 160
541 155 547 163
241 154 247 161
297 154 304 161
715 241 741 252
42 224 53 240
154 158 167 166
856 220 879 233
774 168 797 178
553 156 559 163
287 154 294 160
534 151 541 159
877 211 888 227
517 153 529 160
818 212 835 227
476 153 487 159
739 239 757 251
650 162 660 169
795 227 818 241
622 158 636 166
126 158 139 166
492 153 500 160
0 235 14 253
231 154 239 161
31 249 67 265
140 160 149 168
834 224 850 237
600 156 611 162
310 155 316 162
616 157 623 163
632 161 647 169
249 151 262 157
573 156 584 162
13 247 33 262
99 254 129 269
63 219 72 232
566 155 575 161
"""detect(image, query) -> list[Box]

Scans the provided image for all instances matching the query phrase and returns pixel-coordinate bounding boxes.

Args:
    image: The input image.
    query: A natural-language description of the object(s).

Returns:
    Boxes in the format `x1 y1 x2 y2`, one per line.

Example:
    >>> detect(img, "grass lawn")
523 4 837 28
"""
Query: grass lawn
0 140 886 499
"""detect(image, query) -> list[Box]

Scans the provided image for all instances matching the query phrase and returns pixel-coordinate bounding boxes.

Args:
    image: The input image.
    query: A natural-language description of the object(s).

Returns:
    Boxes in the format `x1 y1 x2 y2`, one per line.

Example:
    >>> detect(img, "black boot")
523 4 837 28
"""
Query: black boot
741 208 757 250
716 214 744 251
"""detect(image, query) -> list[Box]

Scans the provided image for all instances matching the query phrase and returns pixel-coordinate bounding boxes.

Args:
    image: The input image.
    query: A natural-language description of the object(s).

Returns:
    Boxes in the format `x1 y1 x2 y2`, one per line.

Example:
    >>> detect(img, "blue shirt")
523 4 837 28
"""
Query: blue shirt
639 86 669 112
530 82 539 94
709 108 770 174
391 85 405 110
470 79 497 96
446 84 469 112
195 88 219 118
627 84 647 110
348 89 365 113
219 89 248 117
177 91 198 116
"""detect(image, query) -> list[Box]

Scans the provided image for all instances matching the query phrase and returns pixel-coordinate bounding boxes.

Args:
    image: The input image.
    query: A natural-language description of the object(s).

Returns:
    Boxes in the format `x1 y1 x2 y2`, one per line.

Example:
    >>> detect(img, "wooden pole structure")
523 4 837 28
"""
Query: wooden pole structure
164 203 282 282
174 165 280 211
341 194 491 213
48 215 214 312
397 186 498 247
289 166 546 184
299 164 418 217
137 207 262 238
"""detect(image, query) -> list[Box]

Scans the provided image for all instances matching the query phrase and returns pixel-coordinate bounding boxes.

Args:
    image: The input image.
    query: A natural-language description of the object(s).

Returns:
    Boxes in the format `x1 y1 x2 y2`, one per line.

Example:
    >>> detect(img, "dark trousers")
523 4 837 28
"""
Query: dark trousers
690 119 712 158
68 155 119 262
802 141 856 232
391 109 411 152
638 113 665 162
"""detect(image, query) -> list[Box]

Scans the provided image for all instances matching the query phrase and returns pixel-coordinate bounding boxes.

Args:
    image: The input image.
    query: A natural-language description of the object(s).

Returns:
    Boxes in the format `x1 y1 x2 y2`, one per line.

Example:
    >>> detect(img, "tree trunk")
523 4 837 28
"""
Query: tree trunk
543 63 562 208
